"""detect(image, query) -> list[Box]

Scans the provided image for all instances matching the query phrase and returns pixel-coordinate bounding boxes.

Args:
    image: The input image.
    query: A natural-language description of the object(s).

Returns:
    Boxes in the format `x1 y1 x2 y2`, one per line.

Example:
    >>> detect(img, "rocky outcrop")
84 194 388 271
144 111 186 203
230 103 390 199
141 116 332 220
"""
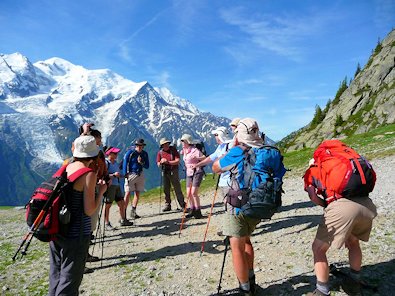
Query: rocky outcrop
283 29 395 151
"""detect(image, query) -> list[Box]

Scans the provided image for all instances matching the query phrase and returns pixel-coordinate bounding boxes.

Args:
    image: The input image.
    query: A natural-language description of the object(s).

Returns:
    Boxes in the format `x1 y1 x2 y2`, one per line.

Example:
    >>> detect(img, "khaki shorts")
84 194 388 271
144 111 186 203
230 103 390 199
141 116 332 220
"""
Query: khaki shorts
124 172 145 192
222 210 260 238
316 197 377 249
104 185 123 204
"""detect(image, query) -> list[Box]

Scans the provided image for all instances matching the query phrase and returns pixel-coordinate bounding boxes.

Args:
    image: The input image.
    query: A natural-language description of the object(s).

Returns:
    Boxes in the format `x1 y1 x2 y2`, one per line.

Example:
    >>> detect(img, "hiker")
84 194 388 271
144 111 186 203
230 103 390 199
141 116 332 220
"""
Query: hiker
212 118 265 296
191 126 232 200
49 135 106 296
156 138 186 211
104 146 133 229
304 154 377 295
84 128 109 263
122 138 149 219
180 134 205 219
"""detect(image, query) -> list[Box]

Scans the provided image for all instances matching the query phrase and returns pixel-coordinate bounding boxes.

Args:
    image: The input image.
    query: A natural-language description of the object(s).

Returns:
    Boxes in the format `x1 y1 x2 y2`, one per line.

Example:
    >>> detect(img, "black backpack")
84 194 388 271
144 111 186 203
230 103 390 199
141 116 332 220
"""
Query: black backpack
194 141 208 156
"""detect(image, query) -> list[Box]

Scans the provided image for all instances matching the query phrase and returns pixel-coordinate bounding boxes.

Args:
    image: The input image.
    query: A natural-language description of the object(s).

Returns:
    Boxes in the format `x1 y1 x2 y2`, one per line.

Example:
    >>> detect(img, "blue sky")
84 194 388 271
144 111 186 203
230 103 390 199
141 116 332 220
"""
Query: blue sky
0 0 394 141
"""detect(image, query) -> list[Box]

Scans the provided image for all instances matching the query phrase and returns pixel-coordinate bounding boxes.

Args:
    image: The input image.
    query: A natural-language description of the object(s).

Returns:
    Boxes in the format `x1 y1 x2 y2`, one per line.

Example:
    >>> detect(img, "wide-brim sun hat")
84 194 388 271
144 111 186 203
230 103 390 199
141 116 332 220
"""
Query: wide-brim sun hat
211 126 232 143
160 138 171 147
180 134 194 145
105 146 121 156
135 138 146 146
235 118 264 148
73 135 100 158
230 117 241 127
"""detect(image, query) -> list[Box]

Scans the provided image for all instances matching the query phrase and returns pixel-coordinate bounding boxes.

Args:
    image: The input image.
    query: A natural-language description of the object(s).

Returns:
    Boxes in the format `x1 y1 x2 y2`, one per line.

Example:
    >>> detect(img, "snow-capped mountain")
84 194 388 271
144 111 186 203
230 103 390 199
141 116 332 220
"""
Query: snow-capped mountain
0 53 230 205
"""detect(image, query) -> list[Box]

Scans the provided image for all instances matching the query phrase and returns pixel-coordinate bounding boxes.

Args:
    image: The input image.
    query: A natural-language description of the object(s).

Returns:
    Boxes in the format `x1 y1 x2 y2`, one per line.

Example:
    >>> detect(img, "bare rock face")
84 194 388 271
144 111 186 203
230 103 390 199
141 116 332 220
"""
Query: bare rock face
285 29 395 151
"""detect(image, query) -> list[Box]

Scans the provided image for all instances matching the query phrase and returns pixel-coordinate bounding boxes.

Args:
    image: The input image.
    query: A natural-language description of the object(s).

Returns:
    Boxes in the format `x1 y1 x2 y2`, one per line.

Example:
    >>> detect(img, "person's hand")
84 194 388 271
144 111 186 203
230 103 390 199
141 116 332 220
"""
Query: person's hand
190 164 197 169
97 179 106 186
113 172 120 178
137 155 142 164
98 183 107 196
160 158 168 165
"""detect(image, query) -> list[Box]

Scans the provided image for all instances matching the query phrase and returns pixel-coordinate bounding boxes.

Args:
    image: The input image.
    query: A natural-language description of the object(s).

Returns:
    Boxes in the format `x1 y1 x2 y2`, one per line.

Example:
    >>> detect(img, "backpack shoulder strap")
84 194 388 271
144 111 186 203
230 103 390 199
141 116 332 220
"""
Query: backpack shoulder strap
52 165 68 178
68 167 93 182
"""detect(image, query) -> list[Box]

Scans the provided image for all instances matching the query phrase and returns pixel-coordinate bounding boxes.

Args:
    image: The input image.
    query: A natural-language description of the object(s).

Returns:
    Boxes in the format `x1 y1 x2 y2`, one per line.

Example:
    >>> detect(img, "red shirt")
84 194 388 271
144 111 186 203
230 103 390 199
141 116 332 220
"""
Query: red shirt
156 146 180 171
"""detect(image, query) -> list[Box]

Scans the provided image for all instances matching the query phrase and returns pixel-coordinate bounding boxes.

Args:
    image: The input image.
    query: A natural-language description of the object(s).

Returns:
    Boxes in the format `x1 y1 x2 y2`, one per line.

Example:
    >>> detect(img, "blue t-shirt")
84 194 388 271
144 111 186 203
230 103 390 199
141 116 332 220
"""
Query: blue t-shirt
106 160 121 186
218 146 248 189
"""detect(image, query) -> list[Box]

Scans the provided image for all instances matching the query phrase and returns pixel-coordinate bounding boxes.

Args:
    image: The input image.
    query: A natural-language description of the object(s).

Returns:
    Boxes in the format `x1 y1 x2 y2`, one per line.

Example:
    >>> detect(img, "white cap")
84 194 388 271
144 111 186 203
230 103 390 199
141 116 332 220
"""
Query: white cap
73 135 100 158
211 126 232 143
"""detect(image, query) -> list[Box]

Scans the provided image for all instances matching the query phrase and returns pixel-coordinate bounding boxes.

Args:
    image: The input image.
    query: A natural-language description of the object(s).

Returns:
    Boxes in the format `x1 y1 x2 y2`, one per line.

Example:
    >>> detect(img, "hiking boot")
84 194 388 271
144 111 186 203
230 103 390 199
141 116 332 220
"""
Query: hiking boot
193 209 205 219
217 230 224 236
238 286 254 296
86 253 100 262
306 289 330 296
120 219 133 226
130 208 141 219
185 209 195 218
105 222 115 231
162 204 171 212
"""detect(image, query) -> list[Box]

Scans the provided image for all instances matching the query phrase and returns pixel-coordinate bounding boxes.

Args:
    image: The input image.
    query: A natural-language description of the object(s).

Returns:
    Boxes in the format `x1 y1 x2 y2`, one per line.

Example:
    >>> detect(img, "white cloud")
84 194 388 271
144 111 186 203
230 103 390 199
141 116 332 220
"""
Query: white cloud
219 6 330 62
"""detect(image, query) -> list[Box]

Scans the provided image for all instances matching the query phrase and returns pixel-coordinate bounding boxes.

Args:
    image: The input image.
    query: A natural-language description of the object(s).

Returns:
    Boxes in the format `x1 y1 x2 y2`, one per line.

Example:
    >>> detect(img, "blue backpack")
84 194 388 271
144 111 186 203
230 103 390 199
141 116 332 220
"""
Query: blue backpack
227 145 287 219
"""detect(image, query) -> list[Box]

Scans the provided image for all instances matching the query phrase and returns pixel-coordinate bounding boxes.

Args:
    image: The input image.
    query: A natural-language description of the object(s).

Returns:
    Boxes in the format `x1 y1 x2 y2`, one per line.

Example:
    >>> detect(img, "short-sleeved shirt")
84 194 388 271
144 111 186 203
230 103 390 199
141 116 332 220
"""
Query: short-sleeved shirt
209 143 230 187
181 147 203 177
218 146 247 188
156 146 180 172
106 159 121 186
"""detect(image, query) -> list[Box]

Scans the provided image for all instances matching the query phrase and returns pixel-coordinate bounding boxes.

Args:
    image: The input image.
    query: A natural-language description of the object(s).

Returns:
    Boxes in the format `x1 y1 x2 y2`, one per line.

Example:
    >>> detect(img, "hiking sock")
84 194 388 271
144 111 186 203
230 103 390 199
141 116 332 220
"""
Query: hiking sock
239 281 250 292
316 281 330 295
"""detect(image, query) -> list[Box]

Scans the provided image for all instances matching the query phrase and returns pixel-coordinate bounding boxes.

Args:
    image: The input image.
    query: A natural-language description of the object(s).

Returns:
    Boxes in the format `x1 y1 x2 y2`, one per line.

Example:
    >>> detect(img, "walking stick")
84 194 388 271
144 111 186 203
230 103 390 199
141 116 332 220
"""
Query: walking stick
217 236 230 294
91 197 105 261
200 173 221 256
159 166 164 214
178 172 194 237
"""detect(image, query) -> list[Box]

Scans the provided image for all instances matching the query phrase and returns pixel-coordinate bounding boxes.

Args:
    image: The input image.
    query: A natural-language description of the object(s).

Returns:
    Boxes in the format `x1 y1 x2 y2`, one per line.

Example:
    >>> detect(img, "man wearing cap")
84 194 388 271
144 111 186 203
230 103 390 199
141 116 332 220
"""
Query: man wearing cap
192 126 232 200
104 147 133 229
122 139 149 219
157 138 186 211
212 118 264 296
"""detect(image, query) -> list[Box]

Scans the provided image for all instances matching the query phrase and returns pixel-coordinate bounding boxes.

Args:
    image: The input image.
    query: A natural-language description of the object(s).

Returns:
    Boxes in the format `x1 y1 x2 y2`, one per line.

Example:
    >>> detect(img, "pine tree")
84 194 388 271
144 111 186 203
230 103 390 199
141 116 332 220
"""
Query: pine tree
354 63 361 78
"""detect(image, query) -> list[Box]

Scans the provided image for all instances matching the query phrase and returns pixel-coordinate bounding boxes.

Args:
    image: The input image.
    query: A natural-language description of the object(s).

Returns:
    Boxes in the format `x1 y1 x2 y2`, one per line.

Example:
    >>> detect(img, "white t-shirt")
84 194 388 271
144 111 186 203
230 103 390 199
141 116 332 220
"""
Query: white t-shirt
209 142 231 187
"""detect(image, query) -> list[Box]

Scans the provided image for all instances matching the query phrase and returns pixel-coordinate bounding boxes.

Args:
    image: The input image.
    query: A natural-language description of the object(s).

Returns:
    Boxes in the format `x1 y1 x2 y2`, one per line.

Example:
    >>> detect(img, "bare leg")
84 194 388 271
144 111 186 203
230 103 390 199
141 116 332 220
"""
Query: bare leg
229 236 249 284
123 191 130 218
132 191 140 208
104 203 111 224
312 238 330 283
345 234 362 271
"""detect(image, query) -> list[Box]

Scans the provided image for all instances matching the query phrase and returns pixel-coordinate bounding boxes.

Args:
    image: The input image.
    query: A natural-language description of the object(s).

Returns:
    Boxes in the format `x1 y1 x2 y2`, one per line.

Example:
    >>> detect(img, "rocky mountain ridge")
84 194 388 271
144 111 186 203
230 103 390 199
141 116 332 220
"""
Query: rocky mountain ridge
281 29 395 151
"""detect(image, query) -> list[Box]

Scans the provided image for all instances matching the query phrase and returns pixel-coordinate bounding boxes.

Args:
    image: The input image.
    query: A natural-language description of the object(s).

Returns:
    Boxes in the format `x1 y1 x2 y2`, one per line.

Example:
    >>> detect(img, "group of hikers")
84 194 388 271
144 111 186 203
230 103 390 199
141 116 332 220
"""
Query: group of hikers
45 117 377 296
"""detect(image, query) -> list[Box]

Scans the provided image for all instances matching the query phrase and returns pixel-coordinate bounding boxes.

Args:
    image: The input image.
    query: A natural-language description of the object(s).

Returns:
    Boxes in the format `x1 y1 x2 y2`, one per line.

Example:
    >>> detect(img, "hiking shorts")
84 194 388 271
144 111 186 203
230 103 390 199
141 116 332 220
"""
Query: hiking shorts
316 196 377 249
222 209 260 238
124 172 145 192
186 171 204 187
104 185 123 204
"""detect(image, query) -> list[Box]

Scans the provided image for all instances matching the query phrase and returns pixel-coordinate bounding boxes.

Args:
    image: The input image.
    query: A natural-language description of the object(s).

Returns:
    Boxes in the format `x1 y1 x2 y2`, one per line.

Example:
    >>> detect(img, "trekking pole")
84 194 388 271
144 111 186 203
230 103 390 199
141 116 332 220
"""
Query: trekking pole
91 197 105 260
159 166 164 214
100 208 106 268
200 173 221 256
12 178 65 260
178 176 193 237
217 236 230 294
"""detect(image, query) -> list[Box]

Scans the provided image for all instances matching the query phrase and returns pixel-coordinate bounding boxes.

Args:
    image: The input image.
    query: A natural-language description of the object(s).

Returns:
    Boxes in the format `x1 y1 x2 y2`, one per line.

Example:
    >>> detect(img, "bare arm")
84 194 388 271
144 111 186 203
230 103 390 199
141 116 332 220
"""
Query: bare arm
306 186 326 207
212 159 222 174
83 172 101 216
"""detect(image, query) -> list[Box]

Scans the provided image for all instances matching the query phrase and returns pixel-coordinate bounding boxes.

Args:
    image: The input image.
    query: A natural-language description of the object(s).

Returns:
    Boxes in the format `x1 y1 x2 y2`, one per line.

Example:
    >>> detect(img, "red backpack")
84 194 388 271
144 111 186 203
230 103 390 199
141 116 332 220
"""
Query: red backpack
25 165 92 242
311 140 376 204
